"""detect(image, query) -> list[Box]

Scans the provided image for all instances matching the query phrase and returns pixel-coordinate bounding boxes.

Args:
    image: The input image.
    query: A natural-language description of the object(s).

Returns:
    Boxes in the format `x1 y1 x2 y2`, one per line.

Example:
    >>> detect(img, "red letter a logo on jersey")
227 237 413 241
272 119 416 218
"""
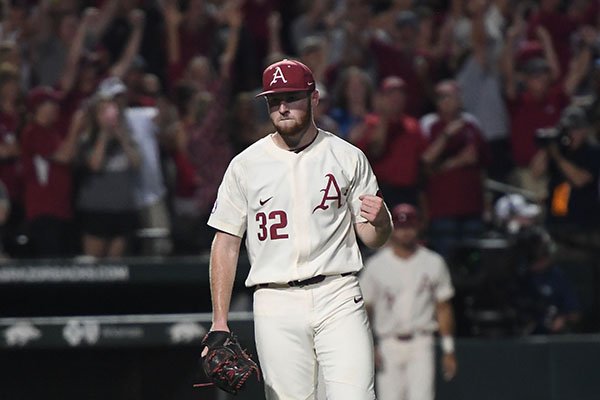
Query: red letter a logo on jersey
312 173 342 213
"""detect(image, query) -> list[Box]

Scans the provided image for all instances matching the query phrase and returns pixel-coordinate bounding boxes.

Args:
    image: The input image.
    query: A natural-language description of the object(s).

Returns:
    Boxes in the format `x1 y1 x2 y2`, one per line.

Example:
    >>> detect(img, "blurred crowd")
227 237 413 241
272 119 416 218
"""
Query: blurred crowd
0 0 599 333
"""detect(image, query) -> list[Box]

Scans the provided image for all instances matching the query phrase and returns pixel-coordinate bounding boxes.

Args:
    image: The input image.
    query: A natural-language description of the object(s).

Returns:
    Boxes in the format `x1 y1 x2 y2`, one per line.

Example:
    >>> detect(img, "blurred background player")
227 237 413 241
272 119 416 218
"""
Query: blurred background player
360 203 457 400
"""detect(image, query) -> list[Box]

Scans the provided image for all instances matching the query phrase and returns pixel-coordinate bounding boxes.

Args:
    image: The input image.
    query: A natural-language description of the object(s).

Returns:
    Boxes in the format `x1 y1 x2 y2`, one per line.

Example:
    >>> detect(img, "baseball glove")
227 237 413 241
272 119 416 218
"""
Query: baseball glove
200 330 261 394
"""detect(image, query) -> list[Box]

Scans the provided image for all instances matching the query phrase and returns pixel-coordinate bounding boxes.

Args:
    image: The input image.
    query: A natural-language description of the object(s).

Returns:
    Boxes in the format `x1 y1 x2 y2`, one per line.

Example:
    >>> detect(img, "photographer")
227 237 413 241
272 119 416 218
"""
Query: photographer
535 106 600 243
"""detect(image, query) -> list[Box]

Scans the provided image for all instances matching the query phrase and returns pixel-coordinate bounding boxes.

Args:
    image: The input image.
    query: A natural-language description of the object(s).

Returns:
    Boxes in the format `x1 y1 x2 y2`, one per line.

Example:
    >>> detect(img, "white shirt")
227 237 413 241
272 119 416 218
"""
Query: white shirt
208 130 381 287
360 246 454 338
126 107 166 207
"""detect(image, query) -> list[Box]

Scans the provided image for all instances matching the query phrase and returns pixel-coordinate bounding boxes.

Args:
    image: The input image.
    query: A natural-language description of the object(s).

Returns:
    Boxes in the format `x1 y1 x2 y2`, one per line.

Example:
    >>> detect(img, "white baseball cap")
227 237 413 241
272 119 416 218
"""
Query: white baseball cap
97 76 127 99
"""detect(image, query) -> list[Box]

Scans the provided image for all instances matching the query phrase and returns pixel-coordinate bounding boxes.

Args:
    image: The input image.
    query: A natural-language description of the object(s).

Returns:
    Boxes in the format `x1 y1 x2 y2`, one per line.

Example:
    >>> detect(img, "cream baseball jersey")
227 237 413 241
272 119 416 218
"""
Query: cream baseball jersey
208 129 380 287
360 246 454 337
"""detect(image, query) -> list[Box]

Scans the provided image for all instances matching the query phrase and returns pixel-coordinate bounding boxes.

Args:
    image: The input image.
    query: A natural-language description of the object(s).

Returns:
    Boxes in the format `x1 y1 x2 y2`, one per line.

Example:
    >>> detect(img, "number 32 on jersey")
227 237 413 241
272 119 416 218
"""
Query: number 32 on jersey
254 173 345 242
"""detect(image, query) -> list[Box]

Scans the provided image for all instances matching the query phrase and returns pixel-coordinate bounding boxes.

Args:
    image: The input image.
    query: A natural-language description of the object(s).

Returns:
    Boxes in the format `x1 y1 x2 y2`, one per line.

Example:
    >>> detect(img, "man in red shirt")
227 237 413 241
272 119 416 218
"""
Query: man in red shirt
420 81 489 258
21 87 80 257
353 76 428 208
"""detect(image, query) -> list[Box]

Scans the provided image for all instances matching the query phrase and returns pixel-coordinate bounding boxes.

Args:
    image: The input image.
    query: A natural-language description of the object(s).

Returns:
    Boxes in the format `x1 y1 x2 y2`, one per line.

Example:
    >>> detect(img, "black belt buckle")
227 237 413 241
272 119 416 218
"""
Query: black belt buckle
287 275 326 287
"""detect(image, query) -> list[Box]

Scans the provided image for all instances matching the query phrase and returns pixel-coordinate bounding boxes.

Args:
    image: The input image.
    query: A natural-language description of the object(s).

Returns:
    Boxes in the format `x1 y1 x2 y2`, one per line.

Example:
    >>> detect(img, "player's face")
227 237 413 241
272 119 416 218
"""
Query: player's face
391 226 419 248
266 91 312 136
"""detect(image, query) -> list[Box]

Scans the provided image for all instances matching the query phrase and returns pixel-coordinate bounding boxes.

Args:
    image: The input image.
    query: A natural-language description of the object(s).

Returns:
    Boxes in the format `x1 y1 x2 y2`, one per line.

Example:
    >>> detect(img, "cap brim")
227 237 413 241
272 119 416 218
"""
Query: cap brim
255 87 312 98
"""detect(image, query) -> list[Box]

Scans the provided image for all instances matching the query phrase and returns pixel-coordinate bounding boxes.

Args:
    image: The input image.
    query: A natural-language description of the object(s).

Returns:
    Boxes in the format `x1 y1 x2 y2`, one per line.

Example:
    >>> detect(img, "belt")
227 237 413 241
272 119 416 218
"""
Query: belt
255 272 355 289
395 331 431 341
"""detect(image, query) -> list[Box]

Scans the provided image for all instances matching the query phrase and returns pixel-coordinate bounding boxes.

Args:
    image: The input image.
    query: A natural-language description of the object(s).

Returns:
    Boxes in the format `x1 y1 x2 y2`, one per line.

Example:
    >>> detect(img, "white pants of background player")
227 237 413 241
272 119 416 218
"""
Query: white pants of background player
253 274 375 400
377 335 435 400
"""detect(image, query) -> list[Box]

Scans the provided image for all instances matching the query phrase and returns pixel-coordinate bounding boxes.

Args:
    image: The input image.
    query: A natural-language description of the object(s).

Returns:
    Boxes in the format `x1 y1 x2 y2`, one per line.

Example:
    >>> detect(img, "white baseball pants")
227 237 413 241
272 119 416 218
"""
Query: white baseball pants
376 335 435 400
253 274 376 400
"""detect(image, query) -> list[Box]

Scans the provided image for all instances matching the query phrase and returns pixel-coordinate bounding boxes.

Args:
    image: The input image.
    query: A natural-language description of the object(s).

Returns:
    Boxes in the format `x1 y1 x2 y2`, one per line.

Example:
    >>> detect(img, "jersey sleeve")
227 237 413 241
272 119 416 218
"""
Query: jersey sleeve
347 150 380 223
207 158 247 237
434 256 455 302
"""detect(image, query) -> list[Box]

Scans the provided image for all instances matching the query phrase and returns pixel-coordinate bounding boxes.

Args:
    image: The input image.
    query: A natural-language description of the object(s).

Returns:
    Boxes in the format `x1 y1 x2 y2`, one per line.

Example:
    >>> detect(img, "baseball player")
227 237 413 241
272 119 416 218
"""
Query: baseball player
206 59 392 399
360 203 458 400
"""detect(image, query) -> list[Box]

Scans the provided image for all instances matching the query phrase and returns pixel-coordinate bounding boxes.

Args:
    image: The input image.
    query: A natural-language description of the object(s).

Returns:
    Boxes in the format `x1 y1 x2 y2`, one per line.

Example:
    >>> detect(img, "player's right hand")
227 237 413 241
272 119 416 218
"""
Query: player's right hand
442 353 457 381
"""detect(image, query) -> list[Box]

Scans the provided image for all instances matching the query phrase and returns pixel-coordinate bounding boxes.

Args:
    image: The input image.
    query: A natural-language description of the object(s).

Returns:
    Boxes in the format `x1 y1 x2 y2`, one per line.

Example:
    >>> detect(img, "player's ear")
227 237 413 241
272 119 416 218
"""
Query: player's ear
311 90 319 106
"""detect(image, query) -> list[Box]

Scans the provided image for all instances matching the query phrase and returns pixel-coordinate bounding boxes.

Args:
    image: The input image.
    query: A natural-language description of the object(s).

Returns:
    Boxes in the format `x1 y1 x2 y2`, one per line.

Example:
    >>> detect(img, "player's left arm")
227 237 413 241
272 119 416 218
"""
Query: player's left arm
354 194 392 249
436 300 458 381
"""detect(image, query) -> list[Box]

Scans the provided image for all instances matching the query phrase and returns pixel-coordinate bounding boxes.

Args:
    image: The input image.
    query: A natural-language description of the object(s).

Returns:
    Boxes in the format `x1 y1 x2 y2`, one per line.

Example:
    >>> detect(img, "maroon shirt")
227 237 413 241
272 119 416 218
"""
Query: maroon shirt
369 38 430 117
423 116 489 219
508 85 567 167
178 18 218 70
356 113 427 187
20 122 72 220
528 10 580 80
242 0 279 62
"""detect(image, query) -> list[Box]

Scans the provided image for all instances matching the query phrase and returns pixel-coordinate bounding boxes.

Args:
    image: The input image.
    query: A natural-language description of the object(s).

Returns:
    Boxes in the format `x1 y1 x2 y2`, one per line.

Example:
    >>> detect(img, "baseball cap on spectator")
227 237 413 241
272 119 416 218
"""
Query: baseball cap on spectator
27 86 61 111
516 41 544 69
435 80 460 96
396 10 419 29
522 57 551 75
391 203 419 229
256 59 316 97
97 76 127 100
380 76 406 92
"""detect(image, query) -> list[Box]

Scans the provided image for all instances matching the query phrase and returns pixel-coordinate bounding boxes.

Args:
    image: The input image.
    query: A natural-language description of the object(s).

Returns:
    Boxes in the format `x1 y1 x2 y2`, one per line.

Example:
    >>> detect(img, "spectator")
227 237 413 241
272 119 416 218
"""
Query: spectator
313 83 339 135
0 180 10 260
367 9 433 117
29 2 117 88
420 80 489 258
75 87 141 259
297 35 330 87
228 90 271 153
98 76 172 257
161 0 218 92
329 66 374 140
166 2 242 254
536 105 600 247
29 7 79 87
454 0 511 182
168 0 219 77
353 76 427 208
527 0 583 80
58 6 146 135
501 21 590 200
168 82 234 253
21 86 81 257
0 40 29 90
513 228 581 335
240 0 281 70
325 0 373 78
0 63 24 250
0 0 28 43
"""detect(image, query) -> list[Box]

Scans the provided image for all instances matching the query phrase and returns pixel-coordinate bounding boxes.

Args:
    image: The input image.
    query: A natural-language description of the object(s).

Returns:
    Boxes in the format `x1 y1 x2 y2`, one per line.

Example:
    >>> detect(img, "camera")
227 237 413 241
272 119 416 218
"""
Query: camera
534 125 571 149
534 105 588 149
